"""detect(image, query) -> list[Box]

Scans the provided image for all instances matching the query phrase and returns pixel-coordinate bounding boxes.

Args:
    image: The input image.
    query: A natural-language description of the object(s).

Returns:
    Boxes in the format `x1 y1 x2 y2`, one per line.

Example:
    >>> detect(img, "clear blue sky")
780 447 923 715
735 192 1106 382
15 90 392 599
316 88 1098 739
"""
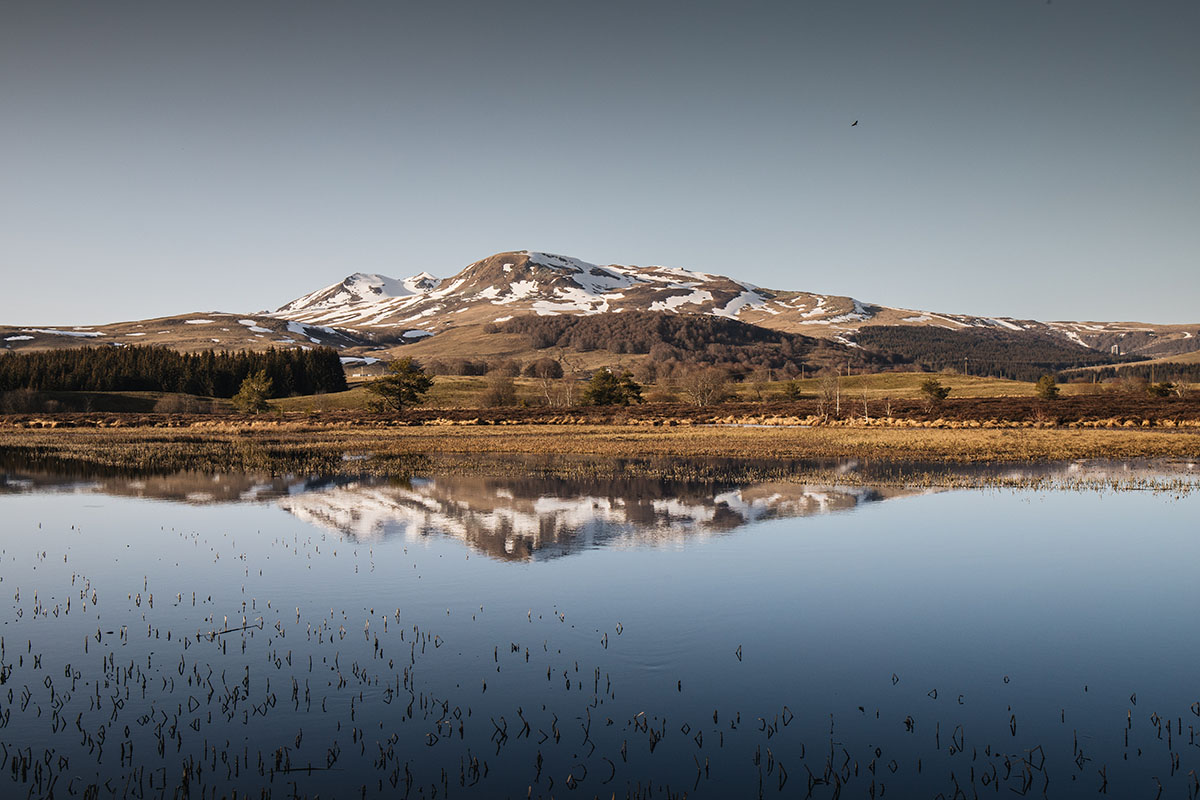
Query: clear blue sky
1 1 1196 325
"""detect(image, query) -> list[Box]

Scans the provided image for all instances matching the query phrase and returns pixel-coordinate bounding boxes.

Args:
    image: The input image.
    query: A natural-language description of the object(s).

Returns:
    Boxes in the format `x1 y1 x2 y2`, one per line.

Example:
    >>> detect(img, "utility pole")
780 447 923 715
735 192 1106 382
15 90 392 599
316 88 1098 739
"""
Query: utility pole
835 366 841 417
963 357 968 377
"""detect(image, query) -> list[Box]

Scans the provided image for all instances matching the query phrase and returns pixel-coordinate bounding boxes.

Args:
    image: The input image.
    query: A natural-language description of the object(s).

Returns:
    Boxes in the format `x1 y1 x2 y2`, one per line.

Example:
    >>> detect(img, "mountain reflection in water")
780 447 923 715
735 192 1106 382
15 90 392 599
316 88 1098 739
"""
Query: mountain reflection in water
276 477 904 560
0 465 917 560
3 456 1195 561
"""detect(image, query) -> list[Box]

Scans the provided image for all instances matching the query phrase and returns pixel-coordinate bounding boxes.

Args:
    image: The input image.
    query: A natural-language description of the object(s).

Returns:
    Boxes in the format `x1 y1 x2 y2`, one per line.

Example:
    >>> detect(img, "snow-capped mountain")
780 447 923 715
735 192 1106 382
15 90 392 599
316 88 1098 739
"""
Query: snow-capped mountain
3 249 1196 360
277 272 439 316
275 250 874 333
271 250 1200 356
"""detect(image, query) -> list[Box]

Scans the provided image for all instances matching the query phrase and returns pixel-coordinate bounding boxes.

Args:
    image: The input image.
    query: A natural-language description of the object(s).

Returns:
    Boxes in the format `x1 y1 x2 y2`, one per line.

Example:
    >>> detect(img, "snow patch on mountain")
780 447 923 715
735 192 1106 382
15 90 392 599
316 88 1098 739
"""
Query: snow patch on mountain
798 299 873 326
711 291 770 319
23 328 105 338
496 281 539 304
649 290 714 313
526 252 597 273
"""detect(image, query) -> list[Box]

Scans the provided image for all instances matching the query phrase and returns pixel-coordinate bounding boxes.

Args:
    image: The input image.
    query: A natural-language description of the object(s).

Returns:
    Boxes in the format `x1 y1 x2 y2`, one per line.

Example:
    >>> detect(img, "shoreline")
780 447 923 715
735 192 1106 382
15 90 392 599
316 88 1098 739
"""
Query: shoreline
1 423 1197 480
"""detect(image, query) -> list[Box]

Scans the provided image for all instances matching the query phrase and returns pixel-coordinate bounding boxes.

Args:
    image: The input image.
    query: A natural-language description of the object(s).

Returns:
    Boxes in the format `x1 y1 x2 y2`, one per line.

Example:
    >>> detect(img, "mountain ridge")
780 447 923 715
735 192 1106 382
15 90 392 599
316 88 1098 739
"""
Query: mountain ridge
273 250 1200 359
2 250 1197 368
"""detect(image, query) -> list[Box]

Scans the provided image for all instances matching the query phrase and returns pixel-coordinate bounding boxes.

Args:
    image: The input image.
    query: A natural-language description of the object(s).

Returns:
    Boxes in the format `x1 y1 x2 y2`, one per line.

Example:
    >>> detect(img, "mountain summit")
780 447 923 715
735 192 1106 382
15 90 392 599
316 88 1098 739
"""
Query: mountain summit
274 250 872 333
279 271 440 317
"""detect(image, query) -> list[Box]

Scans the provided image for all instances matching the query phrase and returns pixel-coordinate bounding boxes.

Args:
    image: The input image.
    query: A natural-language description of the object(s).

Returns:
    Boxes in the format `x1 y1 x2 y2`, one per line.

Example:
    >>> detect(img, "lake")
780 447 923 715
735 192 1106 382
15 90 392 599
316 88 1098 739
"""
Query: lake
1 458 1198 798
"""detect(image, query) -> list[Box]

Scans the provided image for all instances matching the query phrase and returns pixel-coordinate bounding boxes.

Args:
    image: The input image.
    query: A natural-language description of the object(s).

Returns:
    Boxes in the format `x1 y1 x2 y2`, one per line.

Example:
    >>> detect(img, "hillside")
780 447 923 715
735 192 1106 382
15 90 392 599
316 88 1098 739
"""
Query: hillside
0 313 374 354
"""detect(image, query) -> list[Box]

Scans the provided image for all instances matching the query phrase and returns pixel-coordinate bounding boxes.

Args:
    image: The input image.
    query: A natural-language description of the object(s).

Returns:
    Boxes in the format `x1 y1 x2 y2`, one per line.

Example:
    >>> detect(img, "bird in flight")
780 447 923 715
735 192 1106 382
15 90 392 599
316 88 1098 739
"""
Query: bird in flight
851 120 858 126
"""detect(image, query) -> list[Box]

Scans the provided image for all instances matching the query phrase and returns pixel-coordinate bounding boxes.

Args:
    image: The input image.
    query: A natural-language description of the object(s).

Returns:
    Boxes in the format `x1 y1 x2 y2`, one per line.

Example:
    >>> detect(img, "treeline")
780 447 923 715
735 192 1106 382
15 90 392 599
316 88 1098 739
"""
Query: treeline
487 312 885 375
853 326 1146 382
0 345 347 398
1062 362 1200 386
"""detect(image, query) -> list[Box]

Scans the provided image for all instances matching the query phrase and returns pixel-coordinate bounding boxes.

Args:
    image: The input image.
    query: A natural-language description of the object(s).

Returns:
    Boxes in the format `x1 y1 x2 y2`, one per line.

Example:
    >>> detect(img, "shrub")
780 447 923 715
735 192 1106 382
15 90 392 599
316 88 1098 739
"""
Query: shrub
919 377 951 402
1034 374 1060 400
479 374 517 407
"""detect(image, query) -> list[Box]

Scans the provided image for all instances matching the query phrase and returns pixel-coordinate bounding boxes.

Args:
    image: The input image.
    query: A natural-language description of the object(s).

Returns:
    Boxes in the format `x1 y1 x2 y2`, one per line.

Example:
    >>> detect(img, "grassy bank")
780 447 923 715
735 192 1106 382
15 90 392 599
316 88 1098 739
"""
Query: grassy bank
0 423 1197 479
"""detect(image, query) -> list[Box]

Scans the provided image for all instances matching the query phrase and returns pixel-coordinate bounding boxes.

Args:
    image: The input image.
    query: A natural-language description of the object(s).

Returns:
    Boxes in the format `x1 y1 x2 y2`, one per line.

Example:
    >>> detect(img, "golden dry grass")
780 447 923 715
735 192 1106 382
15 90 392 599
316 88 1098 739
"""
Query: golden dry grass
1 423 1196 478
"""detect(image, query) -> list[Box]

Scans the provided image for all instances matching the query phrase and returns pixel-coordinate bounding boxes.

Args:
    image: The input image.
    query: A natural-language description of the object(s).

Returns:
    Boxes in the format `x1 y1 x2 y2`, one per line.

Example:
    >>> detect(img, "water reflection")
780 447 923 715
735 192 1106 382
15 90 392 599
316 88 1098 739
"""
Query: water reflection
276 477 910 560
1 456 1199 797
4 456 1195 561
0 466 911 559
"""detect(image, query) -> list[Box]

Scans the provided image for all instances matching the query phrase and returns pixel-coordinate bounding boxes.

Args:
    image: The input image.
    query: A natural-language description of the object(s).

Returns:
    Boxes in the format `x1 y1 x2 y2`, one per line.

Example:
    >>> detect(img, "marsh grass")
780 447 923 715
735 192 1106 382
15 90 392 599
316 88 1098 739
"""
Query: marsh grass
1 423 1196 494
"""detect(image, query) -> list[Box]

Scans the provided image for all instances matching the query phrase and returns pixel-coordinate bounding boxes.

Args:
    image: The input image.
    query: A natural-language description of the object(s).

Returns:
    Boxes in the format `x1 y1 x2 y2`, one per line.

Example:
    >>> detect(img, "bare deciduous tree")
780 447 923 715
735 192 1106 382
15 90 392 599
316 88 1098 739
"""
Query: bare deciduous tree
680 366 731 407
818 371 840 419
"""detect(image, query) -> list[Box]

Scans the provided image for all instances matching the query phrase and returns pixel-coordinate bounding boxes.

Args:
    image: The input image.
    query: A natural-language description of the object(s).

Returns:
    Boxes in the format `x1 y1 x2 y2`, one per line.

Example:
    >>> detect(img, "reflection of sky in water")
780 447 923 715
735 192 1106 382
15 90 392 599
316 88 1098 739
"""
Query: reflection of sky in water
0 462 1198 796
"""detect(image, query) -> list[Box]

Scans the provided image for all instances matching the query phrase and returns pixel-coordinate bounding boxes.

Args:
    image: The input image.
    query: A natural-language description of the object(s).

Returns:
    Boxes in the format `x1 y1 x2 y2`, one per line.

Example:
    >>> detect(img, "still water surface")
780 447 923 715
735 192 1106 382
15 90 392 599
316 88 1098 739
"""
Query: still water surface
1 460 1198 798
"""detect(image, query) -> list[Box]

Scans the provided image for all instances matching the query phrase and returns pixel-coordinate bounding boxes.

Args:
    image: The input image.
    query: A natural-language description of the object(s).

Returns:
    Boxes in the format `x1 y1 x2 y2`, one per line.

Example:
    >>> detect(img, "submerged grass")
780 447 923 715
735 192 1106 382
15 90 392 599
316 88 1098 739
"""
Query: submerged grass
0 423 1196 492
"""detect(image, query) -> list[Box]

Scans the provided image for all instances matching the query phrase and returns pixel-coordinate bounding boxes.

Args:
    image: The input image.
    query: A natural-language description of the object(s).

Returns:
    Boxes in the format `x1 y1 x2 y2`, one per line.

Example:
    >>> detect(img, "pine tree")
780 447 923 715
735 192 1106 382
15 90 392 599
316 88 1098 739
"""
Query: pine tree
364 358 433 413
583 369 642 406
232 370 273 414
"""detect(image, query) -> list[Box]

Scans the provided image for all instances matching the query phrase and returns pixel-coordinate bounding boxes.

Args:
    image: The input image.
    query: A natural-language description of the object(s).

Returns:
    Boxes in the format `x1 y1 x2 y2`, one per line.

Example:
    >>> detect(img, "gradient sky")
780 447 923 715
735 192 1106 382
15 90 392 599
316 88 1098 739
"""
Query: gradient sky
1 0 1197 325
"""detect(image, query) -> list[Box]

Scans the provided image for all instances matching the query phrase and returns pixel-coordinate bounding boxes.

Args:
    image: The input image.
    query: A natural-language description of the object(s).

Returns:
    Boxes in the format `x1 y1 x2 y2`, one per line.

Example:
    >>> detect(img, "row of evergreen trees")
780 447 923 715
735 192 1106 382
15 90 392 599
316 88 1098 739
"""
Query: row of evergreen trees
0 345 347 398
1065 362 1200 386
853 325 1147 382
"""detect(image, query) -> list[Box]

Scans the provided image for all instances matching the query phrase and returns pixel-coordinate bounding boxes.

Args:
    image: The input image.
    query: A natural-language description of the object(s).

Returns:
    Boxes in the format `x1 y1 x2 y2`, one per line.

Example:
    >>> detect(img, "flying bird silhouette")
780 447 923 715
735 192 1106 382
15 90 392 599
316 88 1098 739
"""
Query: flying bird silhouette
851 120 858 126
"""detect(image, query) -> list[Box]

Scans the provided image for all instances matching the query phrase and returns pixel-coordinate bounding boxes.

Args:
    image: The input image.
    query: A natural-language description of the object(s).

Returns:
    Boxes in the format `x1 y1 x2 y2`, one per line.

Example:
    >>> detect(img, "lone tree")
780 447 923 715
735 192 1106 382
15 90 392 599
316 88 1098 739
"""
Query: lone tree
680 366 731 407
232 370 273 414
919 377 951 413
525 357 565 406
365 357 433 413
583 369 643 406
1034 374 1060 400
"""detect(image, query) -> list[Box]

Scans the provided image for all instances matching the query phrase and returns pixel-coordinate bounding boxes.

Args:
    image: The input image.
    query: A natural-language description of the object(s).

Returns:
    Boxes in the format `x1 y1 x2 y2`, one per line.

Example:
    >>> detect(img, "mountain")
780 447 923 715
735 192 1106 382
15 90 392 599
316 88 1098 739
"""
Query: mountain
3 250 1197 373
277 272 439 316
0 313 375 355
273 250 1200 359
275 250 869 333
